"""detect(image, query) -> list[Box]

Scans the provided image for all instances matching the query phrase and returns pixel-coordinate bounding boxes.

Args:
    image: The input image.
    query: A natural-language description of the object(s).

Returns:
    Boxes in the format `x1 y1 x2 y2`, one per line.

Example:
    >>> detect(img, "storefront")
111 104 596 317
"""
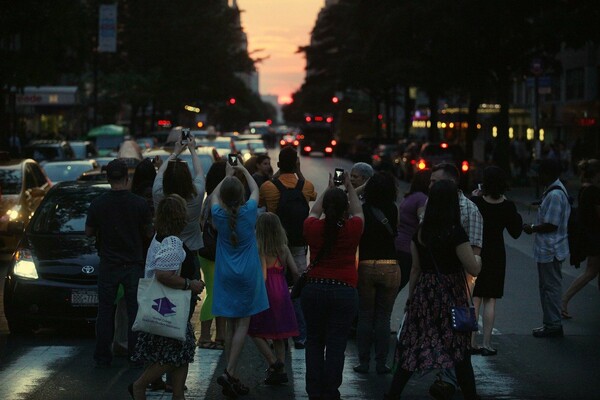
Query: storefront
14 86 81 140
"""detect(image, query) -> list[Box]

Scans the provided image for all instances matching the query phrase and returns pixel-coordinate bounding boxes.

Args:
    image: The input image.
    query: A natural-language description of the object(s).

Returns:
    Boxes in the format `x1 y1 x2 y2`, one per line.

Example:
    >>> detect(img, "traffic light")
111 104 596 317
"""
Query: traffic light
228 98 236 105
331 96 339 104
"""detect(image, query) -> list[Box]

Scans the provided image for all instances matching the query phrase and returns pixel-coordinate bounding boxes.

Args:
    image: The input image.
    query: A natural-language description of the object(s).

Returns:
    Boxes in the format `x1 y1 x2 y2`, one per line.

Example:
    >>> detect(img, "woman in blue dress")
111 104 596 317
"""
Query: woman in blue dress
211 155 269 398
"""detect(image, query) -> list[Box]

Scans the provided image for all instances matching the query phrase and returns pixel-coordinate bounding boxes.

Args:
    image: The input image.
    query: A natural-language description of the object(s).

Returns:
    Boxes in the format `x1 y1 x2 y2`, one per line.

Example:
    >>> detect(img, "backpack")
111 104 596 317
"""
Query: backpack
272 178 310 247
197 200 217 261
544 185 583 268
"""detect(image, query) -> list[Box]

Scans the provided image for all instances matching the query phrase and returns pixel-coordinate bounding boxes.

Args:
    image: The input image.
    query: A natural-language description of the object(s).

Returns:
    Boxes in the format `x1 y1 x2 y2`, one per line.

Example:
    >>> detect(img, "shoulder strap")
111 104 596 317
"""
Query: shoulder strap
272 178 286 192
544 185 573 206
295 179 305 191
369 205 394 236
427 238 474 306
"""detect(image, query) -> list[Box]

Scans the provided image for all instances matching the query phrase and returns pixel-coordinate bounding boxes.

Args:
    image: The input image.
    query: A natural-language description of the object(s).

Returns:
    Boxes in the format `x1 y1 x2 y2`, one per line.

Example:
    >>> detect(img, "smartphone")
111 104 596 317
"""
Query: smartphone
477 183 482 191
181 128 190 145
333 168 344 185
228 153 238 166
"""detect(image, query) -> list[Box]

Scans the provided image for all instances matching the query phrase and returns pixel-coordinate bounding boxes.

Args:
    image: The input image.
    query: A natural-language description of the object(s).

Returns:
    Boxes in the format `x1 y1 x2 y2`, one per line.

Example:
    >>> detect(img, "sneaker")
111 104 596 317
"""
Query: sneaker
429 379 456 400
532 326 564 338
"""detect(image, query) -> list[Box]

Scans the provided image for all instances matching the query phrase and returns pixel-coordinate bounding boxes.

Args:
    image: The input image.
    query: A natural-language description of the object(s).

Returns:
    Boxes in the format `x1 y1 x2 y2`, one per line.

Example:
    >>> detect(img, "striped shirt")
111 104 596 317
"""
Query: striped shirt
534 179 571 263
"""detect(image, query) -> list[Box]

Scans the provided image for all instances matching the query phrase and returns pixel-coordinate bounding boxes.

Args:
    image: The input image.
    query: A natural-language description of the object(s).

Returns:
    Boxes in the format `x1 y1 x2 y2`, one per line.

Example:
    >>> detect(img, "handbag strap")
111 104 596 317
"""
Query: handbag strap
426 237 474 307
369 205 395 236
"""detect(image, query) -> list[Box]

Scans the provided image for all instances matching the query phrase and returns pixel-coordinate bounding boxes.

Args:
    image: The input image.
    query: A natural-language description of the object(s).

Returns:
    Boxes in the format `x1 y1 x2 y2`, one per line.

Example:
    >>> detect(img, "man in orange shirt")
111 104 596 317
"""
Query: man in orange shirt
259 146 317 348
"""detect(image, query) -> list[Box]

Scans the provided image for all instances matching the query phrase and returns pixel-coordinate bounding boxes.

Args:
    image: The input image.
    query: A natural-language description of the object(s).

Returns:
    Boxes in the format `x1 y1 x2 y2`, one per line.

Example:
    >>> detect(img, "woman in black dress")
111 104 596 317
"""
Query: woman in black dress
385 180 481 400
471 166 522 355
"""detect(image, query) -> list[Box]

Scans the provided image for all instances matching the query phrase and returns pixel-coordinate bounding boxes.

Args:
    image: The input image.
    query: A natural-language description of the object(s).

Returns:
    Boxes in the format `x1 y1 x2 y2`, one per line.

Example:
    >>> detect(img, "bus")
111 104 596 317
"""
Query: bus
298 114 337 157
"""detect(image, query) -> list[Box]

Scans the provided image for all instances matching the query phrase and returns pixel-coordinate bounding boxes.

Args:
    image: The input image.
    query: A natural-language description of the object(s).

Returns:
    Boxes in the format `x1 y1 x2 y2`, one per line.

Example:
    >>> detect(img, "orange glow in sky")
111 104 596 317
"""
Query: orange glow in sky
238 0 324 104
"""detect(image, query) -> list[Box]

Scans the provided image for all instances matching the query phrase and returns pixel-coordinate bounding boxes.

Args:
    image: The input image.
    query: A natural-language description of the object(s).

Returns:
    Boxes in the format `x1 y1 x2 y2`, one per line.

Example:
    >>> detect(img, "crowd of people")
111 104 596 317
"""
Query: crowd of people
84 130 598 400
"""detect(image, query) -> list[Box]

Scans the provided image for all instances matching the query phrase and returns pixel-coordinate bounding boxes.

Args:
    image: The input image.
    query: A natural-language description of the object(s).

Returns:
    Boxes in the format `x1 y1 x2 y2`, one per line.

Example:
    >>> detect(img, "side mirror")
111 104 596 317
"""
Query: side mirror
7 221 25 234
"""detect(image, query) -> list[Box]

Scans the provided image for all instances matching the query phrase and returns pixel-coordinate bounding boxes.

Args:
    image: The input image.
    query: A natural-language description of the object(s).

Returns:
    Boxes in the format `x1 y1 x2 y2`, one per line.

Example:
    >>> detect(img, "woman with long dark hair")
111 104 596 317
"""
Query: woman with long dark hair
385 180 481 400
354 171 400 375
211 156 268 397
301 172 364 400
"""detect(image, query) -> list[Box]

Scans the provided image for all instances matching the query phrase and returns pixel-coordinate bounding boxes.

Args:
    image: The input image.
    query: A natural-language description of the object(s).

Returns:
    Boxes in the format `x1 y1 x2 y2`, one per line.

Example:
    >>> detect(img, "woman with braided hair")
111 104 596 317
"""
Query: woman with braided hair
210 155 268 398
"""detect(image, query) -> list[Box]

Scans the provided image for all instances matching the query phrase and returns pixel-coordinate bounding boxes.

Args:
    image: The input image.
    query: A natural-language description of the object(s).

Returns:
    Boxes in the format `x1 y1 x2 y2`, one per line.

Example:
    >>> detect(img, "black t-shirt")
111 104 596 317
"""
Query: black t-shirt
414 225 469 274
359 202 398 260
86 189 152 265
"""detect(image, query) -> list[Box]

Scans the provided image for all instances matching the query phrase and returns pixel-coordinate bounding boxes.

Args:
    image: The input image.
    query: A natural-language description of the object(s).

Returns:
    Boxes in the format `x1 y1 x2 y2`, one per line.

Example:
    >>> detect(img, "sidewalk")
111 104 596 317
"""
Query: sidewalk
506 176 580 208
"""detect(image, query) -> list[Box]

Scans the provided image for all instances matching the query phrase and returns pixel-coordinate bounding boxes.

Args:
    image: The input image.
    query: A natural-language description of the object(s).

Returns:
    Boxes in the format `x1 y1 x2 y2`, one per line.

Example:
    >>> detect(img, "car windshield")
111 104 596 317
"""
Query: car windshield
44 163 94 183
95 135 123 150
23 147 60 161
0 167 22 194
30 186 108 234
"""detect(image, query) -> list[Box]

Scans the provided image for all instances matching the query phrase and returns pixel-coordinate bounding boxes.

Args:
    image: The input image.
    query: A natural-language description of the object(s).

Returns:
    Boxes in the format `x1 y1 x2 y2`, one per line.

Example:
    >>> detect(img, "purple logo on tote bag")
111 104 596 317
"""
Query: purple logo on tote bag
152 297 176 316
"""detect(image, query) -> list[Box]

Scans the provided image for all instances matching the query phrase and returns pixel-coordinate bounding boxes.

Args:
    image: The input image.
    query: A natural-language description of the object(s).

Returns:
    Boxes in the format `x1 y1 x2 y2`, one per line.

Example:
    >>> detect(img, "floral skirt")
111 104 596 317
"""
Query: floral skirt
395 271 471 372
132 322 196 367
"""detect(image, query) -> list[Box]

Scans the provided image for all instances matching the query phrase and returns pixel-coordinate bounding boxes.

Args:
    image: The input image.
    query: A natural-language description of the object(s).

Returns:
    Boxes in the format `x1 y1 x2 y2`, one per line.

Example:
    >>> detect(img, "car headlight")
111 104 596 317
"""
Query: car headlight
13 249 38 280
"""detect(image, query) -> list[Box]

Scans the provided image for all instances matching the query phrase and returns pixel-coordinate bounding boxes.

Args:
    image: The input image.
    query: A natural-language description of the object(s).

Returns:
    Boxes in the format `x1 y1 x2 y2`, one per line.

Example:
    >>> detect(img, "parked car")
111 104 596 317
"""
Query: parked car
3 181 110 333
414 142 471 188
43 160 99 184
398 141 421 182
0 154 52 262
371 139 402 176
22 140 75 163
70 140 99 160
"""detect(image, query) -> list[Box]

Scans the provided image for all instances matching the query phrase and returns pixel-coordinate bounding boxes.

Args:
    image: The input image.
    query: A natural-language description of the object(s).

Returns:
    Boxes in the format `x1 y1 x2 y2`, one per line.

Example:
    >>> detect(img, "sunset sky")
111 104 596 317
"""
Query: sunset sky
238 0 324 104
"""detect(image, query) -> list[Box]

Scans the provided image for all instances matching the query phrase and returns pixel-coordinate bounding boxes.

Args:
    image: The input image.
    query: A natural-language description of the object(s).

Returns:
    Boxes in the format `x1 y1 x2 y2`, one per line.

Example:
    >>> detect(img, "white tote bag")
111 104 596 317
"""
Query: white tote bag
132 277 191 342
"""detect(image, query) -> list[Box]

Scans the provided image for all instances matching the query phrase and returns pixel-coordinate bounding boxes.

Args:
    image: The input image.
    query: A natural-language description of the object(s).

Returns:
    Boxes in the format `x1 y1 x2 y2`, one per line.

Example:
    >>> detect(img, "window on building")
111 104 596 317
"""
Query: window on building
566 68 584 100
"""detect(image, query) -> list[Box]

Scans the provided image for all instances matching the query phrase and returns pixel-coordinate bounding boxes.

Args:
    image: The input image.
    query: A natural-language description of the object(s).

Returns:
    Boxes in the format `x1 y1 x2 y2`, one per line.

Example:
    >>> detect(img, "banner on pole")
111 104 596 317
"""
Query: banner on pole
98 4 117 53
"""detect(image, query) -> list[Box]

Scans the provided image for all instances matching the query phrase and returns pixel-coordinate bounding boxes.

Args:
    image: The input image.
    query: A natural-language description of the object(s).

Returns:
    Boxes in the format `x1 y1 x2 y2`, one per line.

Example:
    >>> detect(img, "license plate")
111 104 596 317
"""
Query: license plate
71 289 98 306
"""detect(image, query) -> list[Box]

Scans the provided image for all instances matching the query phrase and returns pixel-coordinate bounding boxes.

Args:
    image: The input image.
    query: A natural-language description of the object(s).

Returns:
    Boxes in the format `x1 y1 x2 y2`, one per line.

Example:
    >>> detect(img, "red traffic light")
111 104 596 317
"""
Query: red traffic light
266 119 272 125
332 96 339 104
228 98 236 105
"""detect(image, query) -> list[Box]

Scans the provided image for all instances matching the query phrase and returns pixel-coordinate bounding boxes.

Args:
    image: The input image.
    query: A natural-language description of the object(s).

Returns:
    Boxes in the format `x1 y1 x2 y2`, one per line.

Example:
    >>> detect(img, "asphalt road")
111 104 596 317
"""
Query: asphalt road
0 151 599 399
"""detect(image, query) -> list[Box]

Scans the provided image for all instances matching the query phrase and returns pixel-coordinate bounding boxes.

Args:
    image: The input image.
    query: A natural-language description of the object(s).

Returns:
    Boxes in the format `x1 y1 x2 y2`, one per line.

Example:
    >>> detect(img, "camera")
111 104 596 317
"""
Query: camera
228 153 238 166
181 128 191 145
333 168 344 185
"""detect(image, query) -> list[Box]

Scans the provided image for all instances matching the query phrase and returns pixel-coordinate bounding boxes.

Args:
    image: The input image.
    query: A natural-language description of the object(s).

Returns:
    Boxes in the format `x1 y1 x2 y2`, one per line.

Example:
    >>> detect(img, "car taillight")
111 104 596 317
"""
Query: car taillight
417 159 427 170
280 140 285 146
331 139 337 146
461 160 469 172
303 146 312 153
410 159 416 165
325 147 333 153
372 155 381 161
293 140 299 146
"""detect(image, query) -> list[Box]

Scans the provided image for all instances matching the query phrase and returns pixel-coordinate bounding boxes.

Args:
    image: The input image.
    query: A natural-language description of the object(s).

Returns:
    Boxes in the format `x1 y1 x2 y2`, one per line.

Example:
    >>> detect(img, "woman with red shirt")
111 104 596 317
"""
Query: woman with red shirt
301 171 364 400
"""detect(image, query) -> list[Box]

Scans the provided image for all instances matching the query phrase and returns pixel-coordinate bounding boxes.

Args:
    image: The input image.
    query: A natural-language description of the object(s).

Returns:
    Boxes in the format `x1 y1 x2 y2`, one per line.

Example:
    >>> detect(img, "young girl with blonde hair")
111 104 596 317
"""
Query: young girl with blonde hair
248 212 300 385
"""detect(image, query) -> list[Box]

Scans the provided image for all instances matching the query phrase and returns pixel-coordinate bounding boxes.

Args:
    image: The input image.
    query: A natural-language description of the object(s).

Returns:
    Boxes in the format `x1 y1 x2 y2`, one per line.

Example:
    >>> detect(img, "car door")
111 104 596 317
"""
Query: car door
24 162 50 219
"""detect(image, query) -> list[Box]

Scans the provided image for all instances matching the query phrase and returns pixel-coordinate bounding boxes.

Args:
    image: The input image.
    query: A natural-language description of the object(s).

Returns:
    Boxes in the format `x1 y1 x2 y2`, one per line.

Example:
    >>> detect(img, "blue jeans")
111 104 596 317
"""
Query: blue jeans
301 283 358 399
537 258 563 329
356 262 401 367
94 262 143 365
291 245 308 344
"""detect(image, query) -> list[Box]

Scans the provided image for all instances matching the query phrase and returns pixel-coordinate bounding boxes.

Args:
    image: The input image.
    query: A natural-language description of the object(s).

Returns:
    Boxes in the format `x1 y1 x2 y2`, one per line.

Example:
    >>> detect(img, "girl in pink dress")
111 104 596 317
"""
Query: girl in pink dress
248 212 300 385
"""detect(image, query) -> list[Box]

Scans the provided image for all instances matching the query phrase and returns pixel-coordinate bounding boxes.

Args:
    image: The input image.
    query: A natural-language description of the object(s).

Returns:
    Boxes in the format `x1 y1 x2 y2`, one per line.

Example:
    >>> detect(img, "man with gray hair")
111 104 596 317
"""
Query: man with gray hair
350 162 374 202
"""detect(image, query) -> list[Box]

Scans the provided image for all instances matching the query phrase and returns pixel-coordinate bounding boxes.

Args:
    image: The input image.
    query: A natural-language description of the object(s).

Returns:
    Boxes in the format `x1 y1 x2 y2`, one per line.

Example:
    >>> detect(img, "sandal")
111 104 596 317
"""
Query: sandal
214 339 225 350
197 340 217 349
